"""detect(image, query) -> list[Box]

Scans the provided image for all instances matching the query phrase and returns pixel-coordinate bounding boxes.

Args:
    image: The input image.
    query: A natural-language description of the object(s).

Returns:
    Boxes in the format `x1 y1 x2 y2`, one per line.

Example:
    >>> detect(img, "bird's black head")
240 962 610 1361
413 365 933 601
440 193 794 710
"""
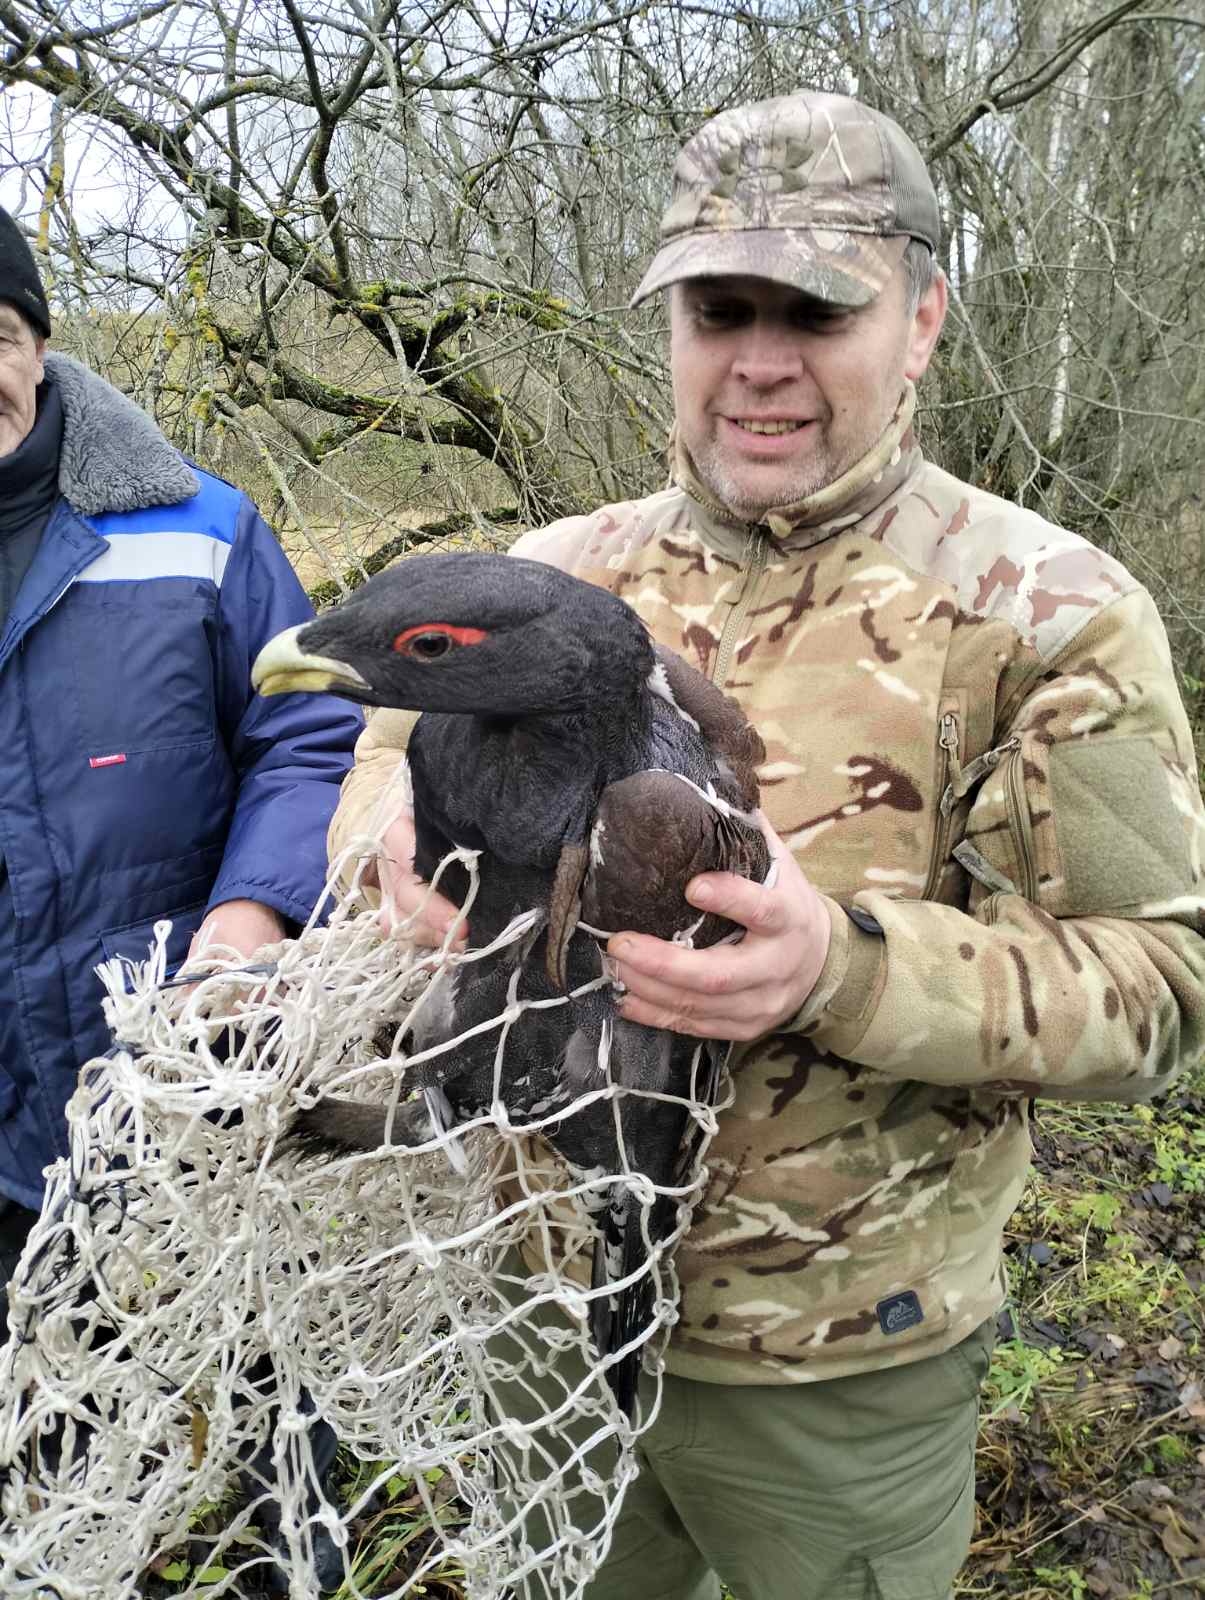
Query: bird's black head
252 552 656 719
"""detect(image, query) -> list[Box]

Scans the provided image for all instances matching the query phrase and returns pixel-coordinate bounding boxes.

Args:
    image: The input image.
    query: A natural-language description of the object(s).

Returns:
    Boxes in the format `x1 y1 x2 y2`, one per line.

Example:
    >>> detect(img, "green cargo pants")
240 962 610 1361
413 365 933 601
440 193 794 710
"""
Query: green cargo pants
488 1271 993 1600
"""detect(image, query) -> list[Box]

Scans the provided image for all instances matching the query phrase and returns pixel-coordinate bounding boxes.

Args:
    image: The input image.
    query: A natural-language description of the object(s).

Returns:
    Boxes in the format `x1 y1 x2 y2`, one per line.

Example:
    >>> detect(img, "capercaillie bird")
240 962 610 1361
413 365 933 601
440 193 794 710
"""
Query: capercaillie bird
252 553 769 1418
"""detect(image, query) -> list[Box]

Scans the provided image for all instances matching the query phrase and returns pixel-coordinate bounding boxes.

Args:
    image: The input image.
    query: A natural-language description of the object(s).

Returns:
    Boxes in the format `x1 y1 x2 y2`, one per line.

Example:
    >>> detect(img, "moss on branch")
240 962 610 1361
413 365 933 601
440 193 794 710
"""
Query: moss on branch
306 506 522 609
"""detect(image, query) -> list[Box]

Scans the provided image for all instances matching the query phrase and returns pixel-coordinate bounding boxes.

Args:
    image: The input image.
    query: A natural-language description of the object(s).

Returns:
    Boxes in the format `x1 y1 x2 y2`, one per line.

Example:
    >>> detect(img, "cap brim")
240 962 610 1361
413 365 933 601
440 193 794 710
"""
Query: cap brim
630 228 908 309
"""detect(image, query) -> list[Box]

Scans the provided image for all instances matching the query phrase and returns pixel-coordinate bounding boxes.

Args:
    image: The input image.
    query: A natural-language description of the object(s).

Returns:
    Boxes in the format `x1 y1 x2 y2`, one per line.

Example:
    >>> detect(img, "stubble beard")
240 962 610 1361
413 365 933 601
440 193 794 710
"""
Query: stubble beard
688 409 887 522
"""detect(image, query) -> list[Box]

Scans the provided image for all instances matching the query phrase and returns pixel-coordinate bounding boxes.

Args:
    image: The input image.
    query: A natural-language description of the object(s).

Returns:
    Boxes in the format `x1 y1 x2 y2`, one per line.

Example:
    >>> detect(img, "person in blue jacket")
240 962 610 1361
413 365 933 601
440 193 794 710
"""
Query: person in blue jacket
0 209 363 1589
0 208 362 1244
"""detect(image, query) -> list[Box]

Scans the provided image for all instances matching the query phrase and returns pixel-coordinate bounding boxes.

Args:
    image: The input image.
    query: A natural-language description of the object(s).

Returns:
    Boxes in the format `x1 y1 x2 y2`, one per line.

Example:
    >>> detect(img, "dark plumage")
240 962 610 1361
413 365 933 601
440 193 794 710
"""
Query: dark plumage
252 553 768 1418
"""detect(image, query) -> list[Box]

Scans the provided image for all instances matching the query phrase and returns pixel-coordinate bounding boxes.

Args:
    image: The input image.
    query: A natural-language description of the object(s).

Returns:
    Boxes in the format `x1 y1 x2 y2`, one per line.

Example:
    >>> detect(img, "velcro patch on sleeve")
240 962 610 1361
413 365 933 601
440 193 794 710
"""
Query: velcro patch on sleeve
1050 737 1192 914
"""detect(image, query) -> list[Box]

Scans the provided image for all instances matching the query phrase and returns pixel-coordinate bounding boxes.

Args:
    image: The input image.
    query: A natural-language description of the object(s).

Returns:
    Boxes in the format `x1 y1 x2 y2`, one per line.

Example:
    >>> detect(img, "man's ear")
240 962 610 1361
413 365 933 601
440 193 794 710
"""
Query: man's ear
904 272 947 382
32 335 46 385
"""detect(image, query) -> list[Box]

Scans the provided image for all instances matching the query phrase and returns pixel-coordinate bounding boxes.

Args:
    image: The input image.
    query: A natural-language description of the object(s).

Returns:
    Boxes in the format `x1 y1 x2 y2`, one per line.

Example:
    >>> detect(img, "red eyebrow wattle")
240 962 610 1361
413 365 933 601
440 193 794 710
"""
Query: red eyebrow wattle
392 622 488 652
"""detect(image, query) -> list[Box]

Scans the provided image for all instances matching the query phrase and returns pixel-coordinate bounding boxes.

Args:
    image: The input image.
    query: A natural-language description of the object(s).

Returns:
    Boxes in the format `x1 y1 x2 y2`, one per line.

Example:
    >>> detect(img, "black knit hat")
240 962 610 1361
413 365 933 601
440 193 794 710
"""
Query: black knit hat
0 208 51 339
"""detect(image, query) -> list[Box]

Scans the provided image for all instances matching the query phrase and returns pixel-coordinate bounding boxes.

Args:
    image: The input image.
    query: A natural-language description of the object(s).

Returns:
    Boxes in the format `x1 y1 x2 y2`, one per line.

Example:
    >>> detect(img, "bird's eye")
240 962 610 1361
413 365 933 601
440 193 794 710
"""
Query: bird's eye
409 631 452 660
392 622 488 659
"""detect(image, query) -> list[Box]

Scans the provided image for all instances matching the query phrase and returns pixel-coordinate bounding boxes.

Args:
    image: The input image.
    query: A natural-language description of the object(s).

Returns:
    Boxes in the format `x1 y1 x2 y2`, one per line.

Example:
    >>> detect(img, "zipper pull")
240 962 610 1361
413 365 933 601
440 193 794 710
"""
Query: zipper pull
939 711 962 784
941 733 1022 817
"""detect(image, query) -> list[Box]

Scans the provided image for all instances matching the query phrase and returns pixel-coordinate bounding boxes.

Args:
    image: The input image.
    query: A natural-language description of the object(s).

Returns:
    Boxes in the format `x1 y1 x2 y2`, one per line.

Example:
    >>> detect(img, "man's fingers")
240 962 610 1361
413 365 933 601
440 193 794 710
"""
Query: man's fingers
614 966 779 1039
609 931 743 996
687 871 791 936
612 959 805 1042
607 837 830 1039
617 990 752 1040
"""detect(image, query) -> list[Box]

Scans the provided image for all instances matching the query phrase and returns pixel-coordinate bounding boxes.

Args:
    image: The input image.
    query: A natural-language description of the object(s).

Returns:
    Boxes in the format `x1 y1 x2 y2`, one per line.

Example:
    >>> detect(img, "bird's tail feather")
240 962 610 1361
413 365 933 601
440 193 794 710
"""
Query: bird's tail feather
590 1191 675 1421
286 1096 431 1159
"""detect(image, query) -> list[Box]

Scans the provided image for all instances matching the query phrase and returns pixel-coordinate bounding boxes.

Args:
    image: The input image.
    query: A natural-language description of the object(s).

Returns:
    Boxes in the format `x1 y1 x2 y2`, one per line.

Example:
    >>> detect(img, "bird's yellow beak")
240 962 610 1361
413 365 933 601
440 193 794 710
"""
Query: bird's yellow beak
251 626 371 697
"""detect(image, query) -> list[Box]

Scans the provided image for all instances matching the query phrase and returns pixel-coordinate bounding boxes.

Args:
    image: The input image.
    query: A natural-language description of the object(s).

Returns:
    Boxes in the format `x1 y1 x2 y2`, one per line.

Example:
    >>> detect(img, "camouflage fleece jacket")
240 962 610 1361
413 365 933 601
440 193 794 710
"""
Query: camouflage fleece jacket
327 383 1205 1385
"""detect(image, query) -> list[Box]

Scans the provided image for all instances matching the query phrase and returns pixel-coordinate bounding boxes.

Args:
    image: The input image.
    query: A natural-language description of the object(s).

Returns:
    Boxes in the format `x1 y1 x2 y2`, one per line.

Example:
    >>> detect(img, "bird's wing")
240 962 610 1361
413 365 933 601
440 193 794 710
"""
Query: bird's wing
652 644 765 812
580 769 769 947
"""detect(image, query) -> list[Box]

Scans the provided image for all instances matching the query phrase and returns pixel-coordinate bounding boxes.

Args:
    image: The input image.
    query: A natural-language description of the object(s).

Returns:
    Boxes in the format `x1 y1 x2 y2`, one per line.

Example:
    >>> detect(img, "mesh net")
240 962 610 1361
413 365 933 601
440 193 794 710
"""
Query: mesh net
0 801 729 1600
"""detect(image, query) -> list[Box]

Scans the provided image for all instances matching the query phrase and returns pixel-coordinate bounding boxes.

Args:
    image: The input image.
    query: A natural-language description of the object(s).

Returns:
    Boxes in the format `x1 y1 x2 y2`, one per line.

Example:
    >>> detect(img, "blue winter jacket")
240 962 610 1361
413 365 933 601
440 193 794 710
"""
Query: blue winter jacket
0 355 363 1208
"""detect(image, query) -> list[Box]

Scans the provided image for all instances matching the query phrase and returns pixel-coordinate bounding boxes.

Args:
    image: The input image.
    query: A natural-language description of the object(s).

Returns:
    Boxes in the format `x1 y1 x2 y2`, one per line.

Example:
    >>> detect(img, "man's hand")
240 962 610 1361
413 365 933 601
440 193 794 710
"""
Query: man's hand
186 898 286 967
374 808 466 948
607 818 831 1041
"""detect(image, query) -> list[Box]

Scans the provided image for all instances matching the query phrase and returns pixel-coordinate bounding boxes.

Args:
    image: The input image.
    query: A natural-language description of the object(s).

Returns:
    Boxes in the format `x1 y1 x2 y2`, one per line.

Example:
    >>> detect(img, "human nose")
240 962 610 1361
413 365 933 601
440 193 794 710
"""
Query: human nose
731 322 804 387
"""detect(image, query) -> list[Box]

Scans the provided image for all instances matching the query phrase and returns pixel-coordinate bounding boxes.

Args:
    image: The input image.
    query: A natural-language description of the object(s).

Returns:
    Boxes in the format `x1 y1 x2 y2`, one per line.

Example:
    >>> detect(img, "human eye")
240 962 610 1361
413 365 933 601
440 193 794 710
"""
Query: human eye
793 302 855 333
691 294 750 331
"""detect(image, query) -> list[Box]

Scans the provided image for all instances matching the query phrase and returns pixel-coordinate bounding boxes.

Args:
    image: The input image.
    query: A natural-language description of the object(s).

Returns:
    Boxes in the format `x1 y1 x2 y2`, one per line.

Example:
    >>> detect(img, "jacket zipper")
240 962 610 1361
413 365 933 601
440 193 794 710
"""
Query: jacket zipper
710 530 768 687
921 701 964 901
9 578 77 665
1004 745 1039 901
44 579 76 619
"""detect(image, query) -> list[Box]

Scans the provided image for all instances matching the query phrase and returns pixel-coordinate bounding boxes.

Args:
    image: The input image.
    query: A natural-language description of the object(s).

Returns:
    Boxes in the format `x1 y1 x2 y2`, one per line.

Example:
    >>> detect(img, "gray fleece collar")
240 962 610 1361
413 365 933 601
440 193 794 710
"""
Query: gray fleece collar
44 352 199 516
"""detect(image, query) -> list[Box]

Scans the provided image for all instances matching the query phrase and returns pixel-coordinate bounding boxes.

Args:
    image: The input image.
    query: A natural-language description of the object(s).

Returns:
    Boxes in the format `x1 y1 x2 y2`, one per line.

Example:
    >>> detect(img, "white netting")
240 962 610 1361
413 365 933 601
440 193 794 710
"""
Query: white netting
0 814 730 1600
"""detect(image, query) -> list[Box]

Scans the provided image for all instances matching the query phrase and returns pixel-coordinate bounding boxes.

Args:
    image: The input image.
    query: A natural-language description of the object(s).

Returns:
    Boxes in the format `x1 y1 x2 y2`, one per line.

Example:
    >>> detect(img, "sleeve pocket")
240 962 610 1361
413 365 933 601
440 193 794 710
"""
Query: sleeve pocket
959 732 1193 919
1050 737 1192 914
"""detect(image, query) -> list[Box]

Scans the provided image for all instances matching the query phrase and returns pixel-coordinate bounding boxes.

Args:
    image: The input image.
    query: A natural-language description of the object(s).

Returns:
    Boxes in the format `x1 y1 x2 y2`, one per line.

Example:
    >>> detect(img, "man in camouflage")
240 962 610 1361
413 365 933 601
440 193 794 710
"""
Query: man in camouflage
327 91 1205 1599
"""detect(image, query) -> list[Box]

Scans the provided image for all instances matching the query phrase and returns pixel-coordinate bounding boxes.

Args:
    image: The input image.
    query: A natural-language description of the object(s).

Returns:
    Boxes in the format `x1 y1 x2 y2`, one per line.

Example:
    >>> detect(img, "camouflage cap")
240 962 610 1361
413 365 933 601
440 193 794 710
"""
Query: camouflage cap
631 91 939 309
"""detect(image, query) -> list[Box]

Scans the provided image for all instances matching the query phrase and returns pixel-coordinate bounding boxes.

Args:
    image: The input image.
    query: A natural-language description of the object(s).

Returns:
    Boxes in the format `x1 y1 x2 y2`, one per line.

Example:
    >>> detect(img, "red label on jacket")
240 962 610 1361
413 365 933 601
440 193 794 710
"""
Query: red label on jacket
88 753 127 769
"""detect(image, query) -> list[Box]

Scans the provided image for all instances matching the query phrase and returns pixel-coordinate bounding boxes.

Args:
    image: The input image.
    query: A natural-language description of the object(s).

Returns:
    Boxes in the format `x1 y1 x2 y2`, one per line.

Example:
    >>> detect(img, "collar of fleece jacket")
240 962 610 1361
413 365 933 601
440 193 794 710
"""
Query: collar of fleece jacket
41 352 199 515
670 379 922 556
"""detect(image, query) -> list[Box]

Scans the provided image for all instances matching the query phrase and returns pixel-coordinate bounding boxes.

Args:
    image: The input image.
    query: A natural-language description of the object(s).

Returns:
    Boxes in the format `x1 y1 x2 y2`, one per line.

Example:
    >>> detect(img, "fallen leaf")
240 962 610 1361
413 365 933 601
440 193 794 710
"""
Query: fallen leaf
1028 1316 1067 1345
1179 1380 1205 1420
1082 1503 1109 1524
1159 1335 1185 1360
1084 1559 1126 1600
1159 1520 1197 1562
1135 1363 1180 1392
1148 1506 1205 1557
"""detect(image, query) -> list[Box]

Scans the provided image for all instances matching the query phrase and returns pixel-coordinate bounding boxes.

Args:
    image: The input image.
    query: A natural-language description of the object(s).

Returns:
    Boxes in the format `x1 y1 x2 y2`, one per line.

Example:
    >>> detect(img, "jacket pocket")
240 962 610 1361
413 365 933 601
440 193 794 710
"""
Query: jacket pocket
99 898 208 984
955 733 1039 910
921 694 966 902
1002 737 1040 901
59 583 219 758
